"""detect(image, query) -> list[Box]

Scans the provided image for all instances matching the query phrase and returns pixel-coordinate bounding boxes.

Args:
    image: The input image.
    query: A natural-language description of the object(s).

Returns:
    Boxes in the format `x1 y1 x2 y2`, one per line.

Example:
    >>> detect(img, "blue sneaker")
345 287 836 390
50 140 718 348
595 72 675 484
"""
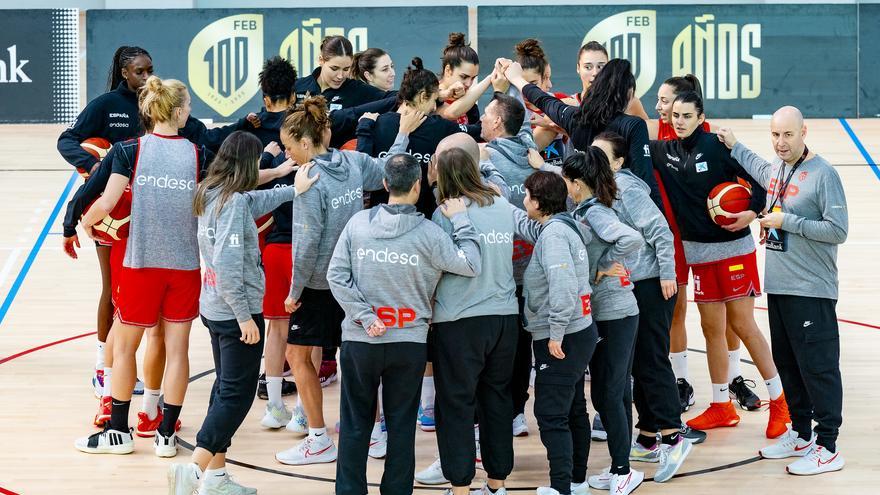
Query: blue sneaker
418 405 435 432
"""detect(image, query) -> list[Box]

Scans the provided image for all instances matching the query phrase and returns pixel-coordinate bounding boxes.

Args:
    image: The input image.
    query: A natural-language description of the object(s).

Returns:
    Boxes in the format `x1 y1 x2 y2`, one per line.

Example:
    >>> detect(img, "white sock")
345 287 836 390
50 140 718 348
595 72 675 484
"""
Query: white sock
378 383 384 417
143 389 160 419
96 341 105 370
421 377 435 410
727 348 742 383
309 427 327 438
266 376 283 407
295 396 304 412
190 463 203 481
765 375 783 400
712 383 730 403
202 467 227 486
371 421 382 437
670 352 688 381
102 367 113 399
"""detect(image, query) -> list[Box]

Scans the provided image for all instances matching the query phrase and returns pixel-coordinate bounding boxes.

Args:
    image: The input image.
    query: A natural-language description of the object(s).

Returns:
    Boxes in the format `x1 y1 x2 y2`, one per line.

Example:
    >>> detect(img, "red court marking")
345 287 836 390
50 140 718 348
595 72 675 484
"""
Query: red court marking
0 486 21 495
0 331 97 366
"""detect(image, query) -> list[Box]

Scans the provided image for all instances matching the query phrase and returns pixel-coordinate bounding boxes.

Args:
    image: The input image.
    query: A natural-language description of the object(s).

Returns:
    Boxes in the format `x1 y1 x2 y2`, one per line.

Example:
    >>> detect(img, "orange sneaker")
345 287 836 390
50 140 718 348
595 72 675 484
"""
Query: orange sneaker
135 407 182 438
766 393 791 439
686 401 740 430
93 396 111 427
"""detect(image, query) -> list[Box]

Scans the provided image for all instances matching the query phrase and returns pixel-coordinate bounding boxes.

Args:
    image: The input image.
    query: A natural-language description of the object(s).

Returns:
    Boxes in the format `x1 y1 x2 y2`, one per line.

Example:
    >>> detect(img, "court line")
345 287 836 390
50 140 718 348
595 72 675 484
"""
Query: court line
0 248 23 290
0 170 78 328
0 486 21 495
0 331 96 366
838 118 880 181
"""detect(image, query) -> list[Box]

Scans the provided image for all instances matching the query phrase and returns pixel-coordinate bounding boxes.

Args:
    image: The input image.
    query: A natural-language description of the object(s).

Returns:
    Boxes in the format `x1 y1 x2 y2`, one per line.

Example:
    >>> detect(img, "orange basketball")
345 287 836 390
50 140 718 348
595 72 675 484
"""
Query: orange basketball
340 138 358 151
82 189 132 243
707 181 752 226
77 137 112 178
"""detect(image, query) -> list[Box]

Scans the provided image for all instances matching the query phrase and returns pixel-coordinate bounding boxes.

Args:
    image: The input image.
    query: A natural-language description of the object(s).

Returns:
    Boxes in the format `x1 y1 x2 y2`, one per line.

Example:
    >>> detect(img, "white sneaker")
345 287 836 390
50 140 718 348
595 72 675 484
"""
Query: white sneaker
513 413 530 437
760 428 816 459
654 437 692 482
535 487 561 495
197 474 258 494
610 469 643 495
368 430 387 459
476 484 506 495
285 405 308 435
415 458 448 485
261 403 292 429
587 468 612 490
571 481 589 495
74 427 134 455
155 431 178 458
167 463 201 495
275 435 337 465
629 441 661 463
786 445 845 475
590 414 607 441
476 441 483 471
134 378 145 395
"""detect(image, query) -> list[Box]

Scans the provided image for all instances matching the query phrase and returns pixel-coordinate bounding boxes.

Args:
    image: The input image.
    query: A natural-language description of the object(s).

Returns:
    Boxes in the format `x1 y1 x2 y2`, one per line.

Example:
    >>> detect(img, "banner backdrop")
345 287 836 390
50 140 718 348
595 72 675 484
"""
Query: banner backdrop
478 4 857 118
859 3 880 118
0 9 78 123
87 8 467 121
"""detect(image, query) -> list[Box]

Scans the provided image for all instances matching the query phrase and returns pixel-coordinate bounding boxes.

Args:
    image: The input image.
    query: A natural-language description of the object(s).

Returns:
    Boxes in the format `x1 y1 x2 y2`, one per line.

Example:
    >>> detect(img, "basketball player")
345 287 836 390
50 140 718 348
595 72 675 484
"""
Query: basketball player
565 42 649 121
351 48 396 92
436 32 495 127
652 76 758 413
274 97 424 466
74 76 208 456
328 153 483 495
717 106 848 475
167 132 319 495
648 92 790 438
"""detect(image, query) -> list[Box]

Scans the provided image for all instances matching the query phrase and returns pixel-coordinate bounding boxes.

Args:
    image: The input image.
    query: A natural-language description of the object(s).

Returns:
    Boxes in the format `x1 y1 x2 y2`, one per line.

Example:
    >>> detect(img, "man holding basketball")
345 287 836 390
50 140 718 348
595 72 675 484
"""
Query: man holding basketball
649 92 791 440
717 106 848 475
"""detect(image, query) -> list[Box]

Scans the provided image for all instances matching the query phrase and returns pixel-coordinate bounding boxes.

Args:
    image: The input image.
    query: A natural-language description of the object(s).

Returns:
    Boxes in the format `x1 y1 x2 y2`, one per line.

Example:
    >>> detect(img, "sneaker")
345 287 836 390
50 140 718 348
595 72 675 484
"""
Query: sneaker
686 401 740 430
587 467 612 490
729 376 761 411
368 430 387 459
476 484 506 495
677 378 695 412
512 413 529 437
74 426 134 455
571 481 589 495
591 414 607 441
380 415 386 432
786 445 845 475
418 405 436 432
155 431 178 458
275 435 337 465
610 469 643 495
93 395 111 427
679 424 707 444
475 441 483 471
285 405 308 435
133 377 144 395
654 437 692 483
319 360 337 388
167 463 201 495
760 428 816 459
256 373 297 400
629 441 661 463
536 488 561 495
261 402 293 429
766 393 792 439
197 475 258 495
136 408 182 438
415 458 448 485
92 369 104 398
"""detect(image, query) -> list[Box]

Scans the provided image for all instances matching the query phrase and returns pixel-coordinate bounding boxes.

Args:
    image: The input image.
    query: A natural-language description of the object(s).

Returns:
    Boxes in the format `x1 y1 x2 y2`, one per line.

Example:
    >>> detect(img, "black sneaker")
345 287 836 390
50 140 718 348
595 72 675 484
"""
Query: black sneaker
677 378 695 412
257 373 297 400
729 376 761 411
679 423 707 444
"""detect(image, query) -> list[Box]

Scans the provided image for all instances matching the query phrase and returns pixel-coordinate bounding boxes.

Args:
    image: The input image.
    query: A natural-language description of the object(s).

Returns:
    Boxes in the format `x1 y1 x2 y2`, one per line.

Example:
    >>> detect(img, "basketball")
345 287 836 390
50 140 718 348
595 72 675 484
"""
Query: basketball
80 137 112 160
82 192 131 243
707 181 752 226
340 138 358 151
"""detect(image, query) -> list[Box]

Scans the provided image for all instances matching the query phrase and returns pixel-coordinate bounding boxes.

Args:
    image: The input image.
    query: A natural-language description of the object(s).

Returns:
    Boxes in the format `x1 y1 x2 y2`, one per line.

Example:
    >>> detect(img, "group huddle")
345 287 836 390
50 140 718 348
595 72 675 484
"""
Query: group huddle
58 31 849 495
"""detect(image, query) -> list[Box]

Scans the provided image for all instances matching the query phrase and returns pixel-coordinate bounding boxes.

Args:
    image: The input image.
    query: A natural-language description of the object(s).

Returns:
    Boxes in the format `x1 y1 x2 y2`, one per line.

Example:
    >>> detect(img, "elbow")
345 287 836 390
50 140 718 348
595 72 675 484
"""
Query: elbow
831 227 848 244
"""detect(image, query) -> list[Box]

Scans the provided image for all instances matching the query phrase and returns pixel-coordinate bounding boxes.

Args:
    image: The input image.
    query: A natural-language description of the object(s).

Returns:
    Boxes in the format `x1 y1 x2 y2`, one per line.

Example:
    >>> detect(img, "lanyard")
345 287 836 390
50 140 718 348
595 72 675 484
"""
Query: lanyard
768 146 808 211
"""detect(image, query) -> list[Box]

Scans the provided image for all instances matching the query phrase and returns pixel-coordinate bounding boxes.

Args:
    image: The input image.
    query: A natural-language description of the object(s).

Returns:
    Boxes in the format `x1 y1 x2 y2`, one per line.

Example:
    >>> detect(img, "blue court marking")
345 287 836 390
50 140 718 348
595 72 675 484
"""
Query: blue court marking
839 118 880 181
0 170 79 328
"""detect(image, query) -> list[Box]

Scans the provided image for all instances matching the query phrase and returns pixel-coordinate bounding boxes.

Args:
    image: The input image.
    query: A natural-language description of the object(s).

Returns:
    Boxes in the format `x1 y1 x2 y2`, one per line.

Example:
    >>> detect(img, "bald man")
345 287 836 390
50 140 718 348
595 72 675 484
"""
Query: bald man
430 132 510 200
718 107 848 476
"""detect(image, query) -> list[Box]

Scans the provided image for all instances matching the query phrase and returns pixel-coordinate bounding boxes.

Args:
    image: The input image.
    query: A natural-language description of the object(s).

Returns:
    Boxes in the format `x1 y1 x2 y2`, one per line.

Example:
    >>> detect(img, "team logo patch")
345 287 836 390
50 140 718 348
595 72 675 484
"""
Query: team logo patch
728 263 744 272
695 161 708 173
799 170 808 181
584 10 657 98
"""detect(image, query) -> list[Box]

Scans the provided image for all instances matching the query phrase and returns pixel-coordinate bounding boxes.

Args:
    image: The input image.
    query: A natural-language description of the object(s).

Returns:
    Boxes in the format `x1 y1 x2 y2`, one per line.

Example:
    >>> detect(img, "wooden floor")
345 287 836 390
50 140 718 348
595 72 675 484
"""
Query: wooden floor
0 120 878 494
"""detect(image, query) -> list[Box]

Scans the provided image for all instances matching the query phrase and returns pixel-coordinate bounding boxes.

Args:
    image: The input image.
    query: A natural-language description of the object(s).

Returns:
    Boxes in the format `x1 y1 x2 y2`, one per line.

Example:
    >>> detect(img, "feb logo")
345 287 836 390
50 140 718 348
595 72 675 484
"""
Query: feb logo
279 18 368 76
188 14 264 117
584 10 657 98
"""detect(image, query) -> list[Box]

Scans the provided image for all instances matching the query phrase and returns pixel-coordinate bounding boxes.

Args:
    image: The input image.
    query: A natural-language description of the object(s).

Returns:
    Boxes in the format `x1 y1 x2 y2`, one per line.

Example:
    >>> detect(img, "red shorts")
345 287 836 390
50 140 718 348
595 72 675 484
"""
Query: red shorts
109 238 127 307
116 267 200 327
262 243 292 320
691 251 762 304
673 231 690 286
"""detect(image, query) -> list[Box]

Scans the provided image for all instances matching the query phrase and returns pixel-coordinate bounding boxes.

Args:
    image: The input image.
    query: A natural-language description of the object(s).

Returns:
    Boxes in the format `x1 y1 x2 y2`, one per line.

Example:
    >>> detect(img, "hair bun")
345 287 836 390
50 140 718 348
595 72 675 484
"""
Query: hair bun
447 32 466 48
145 75 163 93
515 38 544 58
409 57 424 71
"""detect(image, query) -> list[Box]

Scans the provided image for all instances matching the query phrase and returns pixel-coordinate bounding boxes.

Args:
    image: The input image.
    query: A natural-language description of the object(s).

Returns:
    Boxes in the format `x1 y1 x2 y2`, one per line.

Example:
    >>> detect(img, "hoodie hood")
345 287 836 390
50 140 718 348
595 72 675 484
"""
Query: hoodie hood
547 211 591 246
256 108 285 131
615 168 650 195
311 150 349 182
572 197 599 221
367 203 425 239
486 130 537 168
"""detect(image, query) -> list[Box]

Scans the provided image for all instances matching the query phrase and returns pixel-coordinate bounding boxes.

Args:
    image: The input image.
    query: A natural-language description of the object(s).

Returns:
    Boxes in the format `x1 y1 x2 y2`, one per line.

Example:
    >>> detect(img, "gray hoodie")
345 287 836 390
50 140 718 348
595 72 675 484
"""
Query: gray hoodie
327 204 482 344
573 198 643 321
289 134 409 300
485 130 539 284
199 186 298 323
517 210 594 342
431 196 519 323
613 169 676 282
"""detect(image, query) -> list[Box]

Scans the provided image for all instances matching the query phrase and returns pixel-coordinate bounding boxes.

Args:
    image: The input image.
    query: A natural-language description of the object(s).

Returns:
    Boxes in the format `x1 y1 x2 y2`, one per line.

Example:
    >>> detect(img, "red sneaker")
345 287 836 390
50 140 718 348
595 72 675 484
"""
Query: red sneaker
319 360 338 388
766 393 791 439
94 396 111 427
686 401 740 430
135 407 182 438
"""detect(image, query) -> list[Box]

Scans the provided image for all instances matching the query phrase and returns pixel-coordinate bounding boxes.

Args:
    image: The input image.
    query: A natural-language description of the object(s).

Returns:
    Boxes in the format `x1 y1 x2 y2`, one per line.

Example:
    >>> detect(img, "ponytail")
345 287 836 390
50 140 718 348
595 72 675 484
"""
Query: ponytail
397 57 439 106
663 74 703 99
281 95 331 145
561 147 618 207
138 75 187 125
